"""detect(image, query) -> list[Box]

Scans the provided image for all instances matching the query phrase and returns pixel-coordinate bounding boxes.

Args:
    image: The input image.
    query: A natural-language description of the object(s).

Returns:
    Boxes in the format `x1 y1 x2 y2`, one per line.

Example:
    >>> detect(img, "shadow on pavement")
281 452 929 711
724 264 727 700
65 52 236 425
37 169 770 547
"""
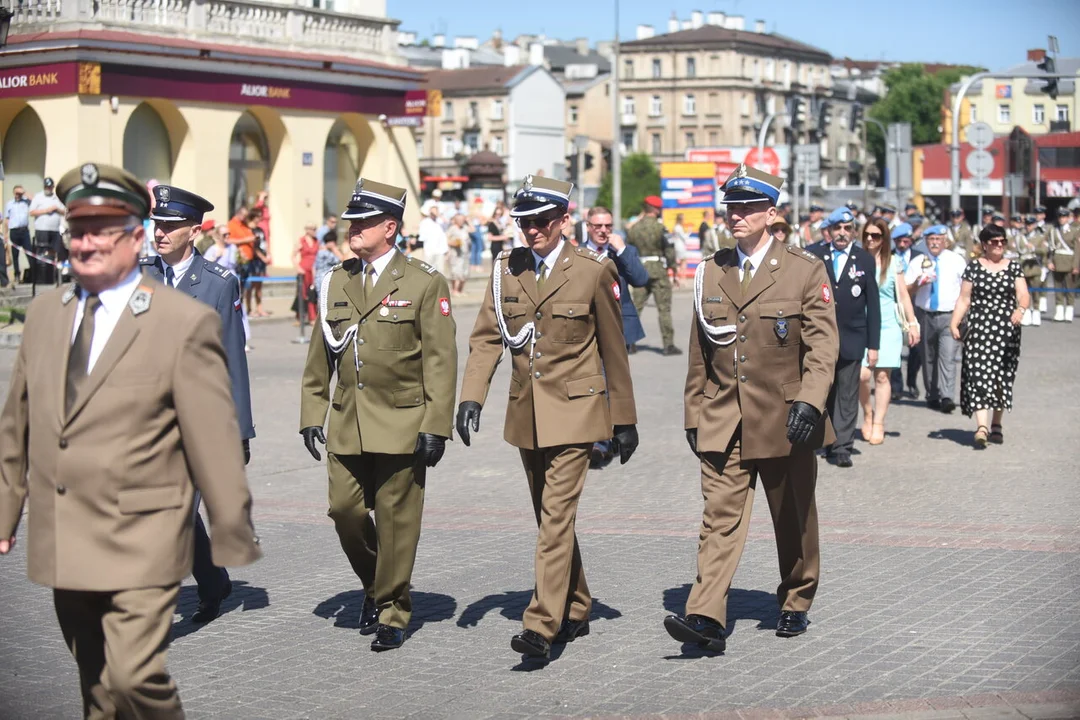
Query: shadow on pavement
456 589 622 629
928 427 975 447
312 589 457 637
173 580 269 639
662 584 779 637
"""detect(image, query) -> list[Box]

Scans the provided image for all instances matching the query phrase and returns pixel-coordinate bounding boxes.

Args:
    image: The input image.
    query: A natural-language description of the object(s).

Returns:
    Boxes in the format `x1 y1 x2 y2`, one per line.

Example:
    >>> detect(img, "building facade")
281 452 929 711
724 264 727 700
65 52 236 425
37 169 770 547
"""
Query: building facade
1 0 422 265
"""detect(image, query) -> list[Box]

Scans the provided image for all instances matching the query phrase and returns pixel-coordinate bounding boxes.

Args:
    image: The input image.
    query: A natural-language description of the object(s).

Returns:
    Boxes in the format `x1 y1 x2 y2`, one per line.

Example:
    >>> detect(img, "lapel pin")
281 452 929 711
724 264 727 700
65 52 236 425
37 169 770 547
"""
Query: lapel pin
379 306 389 316
770 258 777 266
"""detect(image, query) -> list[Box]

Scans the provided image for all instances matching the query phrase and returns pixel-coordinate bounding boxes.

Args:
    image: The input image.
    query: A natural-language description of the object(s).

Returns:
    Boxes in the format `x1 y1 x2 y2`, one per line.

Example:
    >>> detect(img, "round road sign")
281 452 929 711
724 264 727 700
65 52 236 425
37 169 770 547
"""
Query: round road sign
965 149 995 178
966 122 994 150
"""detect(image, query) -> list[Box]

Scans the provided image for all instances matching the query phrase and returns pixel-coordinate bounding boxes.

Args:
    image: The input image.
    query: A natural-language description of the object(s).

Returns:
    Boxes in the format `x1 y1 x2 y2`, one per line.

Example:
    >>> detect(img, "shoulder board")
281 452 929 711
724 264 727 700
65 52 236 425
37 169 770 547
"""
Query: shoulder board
202 259 233 280
404 256 436 274
701 250 718 263
139 256 157 266
574 245 607 264
787 245 819 262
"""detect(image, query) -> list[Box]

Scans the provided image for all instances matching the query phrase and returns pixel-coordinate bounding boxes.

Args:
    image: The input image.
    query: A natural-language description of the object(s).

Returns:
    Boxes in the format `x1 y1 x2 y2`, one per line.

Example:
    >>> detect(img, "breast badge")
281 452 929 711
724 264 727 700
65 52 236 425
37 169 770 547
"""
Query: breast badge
775 318 789 341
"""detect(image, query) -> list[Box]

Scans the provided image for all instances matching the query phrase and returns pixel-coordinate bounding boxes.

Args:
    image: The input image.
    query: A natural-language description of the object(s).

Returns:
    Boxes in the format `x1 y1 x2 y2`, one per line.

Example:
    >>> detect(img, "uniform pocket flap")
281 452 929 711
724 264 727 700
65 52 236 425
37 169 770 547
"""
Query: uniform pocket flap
759 300 801 318
703 379 721 398
782 379 801 402
118 486 183 514
377 308 416 323
325 308 352 322
502 302 526 318
566 374 607 399
552 302 589 318
332 384 345 409
393 386 425 408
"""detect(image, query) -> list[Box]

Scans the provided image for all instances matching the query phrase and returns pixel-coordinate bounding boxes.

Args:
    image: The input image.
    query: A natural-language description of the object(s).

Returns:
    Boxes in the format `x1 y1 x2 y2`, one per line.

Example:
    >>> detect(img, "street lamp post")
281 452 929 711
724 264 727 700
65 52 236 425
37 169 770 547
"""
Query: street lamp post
611 0 621 231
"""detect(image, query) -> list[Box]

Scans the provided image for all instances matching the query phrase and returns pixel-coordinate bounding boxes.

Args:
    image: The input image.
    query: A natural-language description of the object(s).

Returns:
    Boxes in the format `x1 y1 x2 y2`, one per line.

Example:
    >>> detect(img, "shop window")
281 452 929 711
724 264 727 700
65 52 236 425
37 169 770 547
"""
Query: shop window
1 106 46 205
123 103 173 184
229 112 270 216
324 119 362 221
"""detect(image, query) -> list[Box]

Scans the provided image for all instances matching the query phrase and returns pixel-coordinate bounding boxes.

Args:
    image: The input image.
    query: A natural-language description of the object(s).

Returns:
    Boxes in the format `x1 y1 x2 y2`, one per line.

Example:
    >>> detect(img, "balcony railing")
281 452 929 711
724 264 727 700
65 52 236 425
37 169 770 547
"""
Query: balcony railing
11 0 398 61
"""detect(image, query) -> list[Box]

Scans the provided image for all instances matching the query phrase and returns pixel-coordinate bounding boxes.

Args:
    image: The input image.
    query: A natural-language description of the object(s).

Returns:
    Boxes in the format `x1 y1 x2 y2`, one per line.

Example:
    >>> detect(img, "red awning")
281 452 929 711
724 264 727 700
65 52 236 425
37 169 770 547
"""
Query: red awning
422 175 469 182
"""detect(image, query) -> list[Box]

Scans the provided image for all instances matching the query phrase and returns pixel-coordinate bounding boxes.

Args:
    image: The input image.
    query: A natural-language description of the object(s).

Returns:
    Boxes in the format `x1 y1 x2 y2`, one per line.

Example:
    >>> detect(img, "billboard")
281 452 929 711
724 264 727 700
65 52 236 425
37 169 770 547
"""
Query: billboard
685 146 790 187
660 162 716 276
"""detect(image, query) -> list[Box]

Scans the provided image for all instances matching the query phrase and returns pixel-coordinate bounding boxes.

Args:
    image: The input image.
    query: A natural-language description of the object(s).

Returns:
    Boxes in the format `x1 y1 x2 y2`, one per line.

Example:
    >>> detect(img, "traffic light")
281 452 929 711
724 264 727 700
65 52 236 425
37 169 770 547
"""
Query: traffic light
790 97 808 128
1037 55 1058 100
584 152 594 171
850 103 864 132
817 101 832 135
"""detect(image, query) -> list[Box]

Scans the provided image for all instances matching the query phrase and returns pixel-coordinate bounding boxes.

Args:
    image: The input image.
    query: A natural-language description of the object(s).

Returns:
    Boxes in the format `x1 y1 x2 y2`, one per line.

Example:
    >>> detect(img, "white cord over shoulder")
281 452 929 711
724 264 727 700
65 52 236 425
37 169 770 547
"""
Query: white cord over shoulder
492 253 535 352
319 267 361 374
694 256 738 346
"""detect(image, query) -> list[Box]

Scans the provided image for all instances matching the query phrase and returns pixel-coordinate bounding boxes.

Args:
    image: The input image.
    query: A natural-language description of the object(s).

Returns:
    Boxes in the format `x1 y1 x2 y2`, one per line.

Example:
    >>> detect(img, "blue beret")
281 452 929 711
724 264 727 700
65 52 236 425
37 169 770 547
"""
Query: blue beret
150 185 213 223
925 224 948 236
827 207 854 226
892 222 913 240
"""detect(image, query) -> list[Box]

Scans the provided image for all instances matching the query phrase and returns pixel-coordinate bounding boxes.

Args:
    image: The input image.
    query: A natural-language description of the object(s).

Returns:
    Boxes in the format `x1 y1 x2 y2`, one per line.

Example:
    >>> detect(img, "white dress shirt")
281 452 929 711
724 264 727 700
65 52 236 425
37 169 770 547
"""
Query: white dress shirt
532 239 565 281
585 239 623 257
736 239 773 283
904 248 966 312
70 268 143 374
418 216 448 255
162 253 196 287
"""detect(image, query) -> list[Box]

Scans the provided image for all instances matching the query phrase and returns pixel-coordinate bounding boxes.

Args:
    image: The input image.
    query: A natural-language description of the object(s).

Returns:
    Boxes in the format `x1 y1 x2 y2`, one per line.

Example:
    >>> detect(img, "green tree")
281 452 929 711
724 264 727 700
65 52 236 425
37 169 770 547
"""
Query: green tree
596 152 661 219
866 63 982 172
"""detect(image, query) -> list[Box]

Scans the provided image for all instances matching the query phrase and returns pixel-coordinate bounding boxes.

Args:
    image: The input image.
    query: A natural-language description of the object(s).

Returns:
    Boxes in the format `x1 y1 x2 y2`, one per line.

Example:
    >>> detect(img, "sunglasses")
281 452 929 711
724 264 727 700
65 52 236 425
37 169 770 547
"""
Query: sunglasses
517 215 560 229
983 238 1006 246
588 222 613 230
864 231 883 240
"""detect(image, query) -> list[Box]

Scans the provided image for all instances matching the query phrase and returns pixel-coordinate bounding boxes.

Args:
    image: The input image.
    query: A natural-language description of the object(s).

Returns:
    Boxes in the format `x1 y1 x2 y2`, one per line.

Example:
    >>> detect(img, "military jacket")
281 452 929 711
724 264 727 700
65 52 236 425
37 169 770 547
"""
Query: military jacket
1049 224 1077 269
948 222 974 256
685 241 839 460
627 215 675 277
460 242 636 450
300 250 458 455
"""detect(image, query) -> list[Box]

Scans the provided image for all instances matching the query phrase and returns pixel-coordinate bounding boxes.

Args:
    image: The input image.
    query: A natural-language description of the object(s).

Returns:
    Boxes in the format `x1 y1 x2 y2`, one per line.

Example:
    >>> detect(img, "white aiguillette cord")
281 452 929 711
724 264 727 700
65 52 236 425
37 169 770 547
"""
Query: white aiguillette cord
492 253 536 356
319 268 361 374
694 257 738 346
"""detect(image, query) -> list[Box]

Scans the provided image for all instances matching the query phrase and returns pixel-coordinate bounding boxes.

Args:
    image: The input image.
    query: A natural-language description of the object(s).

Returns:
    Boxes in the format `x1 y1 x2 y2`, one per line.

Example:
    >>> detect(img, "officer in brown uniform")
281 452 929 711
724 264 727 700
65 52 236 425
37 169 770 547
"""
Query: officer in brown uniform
0 163 261 718
663 164 839 653
300 179 458 652
1048 206 1077 322
457 175 638 660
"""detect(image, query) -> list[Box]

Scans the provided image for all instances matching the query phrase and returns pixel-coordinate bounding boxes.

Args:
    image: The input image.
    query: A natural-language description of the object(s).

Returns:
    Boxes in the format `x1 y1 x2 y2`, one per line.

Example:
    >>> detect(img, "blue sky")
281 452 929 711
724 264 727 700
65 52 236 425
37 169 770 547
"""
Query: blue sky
389 0 1080 70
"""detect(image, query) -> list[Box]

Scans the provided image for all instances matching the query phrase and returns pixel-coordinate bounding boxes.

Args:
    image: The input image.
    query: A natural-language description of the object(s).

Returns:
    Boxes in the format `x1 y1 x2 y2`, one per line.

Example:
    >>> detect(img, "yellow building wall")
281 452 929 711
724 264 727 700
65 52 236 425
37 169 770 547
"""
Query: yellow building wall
0 95 420 271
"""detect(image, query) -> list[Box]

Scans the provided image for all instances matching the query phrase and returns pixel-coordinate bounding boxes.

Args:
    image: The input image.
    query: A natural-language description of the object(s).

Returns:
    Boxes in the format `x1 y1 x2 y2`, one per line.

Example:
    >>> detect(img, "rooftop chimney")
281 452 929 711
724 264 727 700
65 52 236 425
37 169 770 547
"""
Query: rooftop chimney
432 33 445 48
724 15 745 31
707 11 725 26
691 10 704 28
754 19 766 33
529 42 545 66
668 12 679 33
575 37 589 56
454 36 479 50
636 24 655 40
1027 48 1046 62
504 44 521 66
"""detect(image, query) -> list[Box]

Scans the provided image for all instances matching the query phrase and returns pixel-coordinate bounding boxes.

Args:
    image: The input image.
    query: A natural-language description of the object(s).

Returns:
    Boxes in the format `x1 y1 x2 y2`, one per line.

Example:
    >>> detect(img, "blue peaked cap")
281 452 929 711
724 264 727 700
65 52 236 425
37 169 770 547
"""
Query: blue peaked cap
149 185 214 223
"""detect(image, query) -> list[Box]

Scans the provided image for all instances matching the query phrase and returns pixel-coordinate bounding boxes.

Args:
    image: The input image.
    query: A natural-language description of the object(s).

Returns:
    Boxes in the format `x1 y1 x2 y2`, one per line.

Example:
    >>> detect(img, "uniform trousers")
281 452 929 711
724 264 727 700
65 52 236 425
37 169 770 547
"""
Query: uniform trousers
326 452 425 629
54 584 183 720
9 226 31 280
1050 270 1077 311
918 309 958 403
685 432 819 627
825 358 862 458
631 267 674 347
1022 261 1045 308
518 442 593 640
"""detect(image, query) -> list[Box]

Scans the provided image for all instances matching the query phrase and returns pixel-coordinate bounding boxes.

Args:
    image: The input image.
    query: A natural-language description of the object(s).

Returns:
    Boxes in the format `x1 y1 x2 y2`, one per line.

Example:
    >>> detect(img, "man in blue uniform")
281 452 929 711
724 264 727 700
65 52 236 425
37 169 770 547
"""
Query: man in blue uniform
141 184 255 623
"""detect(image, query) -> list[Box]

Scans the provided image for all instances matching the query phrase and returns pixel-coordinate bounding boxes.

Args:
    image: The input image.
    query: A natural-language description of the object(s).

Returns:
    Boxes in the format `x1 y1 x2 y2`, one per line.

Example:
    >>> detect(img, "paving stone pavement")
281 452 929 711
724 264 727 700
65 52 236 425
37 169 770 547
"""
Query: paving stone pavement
0 293 1078 720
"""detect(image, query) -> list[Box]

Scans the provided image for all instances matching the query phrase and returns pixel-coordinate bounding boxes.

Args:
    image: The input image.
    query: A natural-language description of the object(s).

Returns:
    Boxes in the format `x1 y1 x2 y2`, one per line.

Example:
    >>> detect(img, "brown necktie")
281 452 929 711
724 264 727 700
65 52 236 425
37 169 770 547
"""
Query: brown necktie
66 294 101 415
537 262 549 292
362 263 375 302
741 259 753 294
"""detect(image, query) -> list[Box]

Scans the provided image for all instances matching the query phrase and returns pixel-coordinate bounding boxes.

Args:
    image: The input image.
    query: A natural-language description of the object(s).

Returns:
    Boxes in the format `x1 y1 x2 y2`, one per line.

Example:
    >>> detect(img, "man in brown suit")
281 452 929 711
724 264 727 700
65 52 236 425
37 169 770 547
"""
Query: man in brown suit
457 175 638 660
664 164 839 653
300 179 457 652
0 163 261 718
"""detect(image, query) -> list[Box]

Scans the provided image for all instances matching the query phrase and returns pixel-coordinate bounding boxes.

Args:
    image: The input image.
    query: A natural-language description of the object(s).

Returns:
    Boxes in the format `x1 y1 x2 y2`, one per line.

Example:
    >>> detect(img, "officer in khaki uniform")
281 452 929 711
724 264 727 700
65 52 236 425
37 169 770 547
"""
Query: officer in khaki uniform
664 164 839 653
947 208 974 256
1018 214 1048 326
1047 206 1077 322
300 179 457 652
457 175 638 660
628 195 681 355
0 164 261 718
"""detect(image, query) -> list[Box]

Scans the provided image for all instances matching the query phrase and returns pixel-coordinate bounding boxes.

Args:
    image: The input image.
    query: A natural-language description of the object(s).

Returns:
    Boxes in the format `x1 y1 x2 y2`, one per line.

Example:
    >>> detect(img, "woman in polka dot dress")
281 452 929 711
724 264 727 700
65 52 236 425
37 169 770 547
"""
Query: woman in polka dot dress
949 224 1031 448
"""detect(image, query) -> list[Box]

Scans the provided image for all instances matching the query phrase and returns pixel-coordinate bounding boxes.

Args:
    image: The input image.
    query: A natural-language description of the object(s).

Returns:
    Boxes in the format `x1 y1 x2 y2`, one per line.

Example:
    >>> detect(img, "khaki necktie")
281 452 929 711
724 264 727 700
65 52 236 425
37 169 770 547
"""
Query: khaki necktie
66 294 101 415
741 259 753 294
362 263 375 302
537 262 549 292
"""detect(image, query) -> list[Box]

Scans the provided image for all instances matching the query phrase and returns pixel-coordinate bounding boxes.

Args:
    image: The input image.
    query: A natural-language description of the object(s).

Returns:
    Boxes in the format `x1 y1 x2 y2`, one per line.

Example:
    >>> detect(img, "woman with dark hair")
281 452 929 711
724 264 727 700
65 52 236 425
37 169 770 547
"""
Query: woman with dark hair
859 218 920 445
949 223 1029 447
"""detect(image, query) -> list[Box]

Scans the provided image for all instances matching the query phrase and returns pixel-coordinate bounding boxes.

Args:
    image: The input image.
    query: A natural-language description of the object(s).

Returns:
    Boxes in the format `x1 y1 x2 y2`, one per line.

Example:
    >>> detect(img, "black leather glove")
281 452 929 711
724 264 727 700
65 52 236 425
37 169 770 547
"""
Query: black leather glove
456 401 482 447
786 402 821 445
300 426 326 461
685 428 699 457
414 433 447 467
612 424 639 464
242 439 251 466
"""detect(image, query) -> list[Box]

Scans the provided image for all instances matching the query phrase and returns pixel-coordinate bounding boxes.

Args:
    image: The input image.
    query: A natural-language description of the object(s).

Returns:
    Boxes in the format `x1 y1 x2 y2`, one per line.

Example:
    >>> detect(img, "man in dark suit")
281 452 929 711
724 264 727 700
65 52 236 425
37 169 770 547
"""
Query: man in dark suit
582 205 648 468
807 207 880 468
889 223 923 400
140 185 254 624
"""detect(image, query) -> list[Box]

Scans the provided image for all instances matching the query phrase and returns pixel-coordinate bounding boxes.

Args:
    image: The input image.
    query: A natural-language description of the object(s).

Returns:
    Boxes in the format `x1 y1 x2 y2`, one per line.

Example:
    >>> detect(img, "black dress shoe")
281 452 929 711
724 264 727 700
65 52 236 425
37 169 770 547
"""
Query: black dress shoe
370 624 406 652
554 618 590 644
510 629 551 659
926 399 941 410
776 611 810 637
890 391 902 402
663 614 726 652
191 579 232 624
358 596 379 636
940 398 956 414
627 344 638 355
834 455 853 468
906 385 920 400
662 345 683 356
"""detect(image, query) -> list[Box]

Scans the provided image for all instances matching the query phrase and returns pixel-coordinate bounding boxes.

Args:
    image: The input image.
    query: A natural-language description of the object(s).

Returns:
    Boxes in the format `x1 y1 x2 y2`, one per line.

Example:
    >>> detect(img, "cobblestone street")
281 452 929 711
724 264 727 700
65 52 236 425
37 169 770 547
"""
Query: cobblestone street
1 293 1078 719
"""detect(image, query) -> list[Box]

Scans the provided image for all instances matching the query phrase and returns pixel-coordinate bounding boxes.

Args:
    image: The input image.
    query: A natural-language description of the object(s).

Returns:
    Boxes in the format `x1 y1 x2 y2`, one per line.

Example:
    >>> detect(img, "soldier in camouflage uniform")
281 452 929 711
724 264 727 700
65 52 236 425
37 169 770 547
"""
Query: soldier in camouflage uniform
628 196 681 355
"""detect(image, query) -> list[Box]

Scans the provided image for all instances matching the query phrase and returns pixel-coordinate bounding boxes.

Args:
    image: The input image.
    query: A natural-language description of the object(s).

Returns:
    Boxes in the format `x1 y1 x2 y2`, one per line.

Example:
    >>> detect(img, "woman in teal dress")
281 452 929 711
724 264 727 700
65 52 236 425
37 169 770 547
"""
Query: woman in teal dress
858 219 920 445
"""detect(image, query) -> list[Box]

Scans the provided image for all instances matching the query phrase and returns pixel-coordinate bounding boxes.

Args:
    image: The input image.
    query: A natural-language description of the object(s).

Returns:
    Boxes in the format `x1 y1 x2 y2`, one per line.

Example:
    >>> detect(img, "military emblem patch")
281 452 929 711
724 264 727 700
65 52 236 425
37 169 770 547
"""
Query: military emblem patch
775 318 789 340
158 186 171 203
612 281 621 301
822 283 831 304
439 297 451 316
80 163 99 186
129 285 154 315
